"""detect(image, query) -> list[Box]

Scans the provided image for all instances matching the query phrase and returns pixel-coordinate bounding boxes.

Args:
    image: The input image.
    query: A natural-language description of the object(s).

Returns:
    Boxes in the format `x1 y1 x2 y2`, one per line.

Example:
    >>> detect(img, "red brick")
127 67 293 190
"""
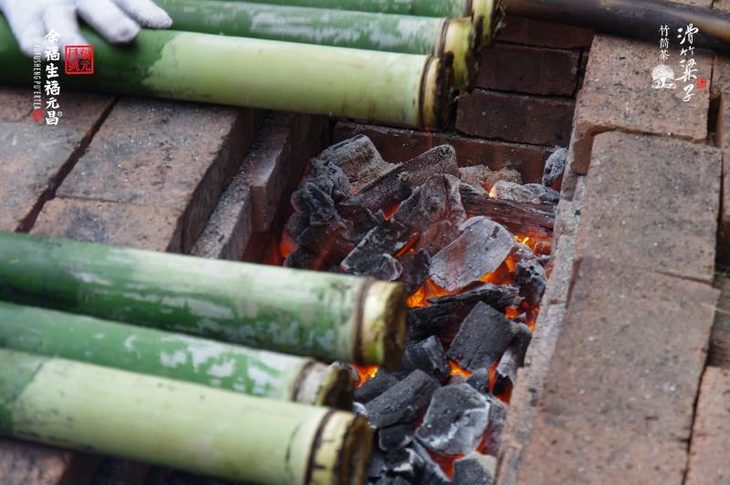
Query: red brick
456 89 575 146
475 43 580 97
56 98 257 252
495 16 593 49
716 0 730 11
31 198 183 253
517 258 719 485
0 440 99 485
0 89 114 231
709 275 730 369
575 131 721 283
568 35 711 174
686 367 730 485
332 122 553 183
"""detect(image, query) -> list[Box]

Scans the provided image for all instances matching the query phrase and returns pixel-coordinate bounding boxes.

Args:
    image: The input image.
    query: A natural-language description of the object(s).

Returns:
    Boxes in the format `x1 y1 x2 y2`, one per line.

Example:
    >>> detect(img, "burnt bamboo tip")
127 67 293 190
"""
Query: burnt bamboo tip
312 362 356 410
307 412 372 485
419 56 451 130
359 280 408 369
472 0 502 47
442 18 479 89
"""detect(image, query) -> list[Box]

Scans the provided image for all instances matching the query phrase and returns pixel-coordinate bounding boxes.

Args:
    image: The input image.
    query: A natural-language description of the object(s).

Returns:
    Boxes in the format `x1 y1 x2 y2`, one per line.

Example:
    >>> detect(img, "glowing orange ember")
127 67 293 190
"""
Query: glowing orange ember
354 364 379 386
449 360 472 379
279 230 298 259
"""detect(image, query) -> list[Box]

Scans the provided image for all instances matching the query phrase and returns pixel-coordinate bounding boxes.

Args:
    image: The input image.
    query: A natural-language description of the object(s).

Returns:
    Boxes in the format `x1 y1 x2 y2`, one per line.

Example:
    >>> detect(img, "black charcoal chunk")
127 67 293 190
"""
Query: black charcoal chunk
341 219 410 275
494 323 533 395
453 453 497 485
365 370 440 430
447 374 468 386
467 368 491 394
374 476 412 485
416 384 491 456
399 249 431 293
307 158 352 201
408 284 521 341
393 174 466 234
542 147 569 190
315 135 394 189
378 423 414 451
482 394 508 456
514 246 547 306
490 181 559 206
429 217 514 292
394 336 450 384
383 448 423 480
355 370 400 404
412 442 451 485
447 302 520 371
291 181 339 226
368 448 386 479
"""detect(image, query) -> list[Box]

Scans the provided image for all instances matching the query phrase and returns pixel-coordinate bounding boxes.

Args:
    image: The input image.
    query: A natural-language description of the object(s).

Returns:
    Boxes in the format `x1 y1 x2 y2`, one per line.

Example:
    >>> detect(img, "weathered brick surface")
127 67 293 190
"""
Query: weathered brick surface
475 44 580 97
568 35 711 174
456 90 574 146
333 122 552 183
55 98 257 252
575 131 721 283
31 198 183 253
242 113 328 234
191 183 252 261
0 88 114 231
516 258 719 485
0 440 99 485
686 367 730 485
495 16 593 49
709 274 730 369
718 72 730 261
496 303 567 485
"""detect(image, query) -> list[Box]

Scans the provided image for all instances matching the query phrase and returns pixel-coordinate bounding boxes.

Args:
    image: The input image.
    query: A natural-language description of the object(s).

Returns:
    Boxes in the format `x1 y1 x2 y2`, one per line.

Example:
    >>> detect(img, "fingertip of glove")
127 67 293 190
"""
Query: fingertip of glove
139 8 173 29
109 20 141 44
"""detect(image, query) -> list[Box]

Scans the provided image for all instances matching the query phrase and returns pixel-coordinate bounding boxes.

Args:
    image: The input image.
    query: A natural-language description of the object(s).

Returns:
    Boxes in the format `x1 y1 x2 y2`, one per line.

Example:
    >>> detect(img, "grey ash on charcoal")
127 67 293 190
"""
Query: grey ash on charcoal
281 136 564 484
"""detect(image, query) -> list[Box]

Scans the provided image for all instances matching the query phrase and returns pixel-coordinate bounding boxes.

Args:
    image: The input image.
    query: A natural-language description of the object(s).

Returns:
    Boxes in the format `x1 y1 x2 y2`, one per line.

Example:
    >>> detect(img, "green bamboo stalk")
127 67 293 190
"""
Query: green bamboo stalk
0 17 448 129
0 349 371 484
0 232 407 367
158 0 477 88
217 0 499 46
0 301 354 408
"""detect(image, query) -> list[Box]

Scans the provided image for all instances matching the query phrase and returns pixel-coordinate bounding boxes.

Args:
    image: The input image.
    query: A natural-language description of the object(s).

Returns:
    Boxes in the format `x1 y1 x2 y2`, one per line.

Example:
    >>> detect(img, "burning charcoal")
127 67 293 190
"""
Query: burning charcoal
412 442 451 485
383 448 423 480
307 158 352 201
365 369 440 434
374 476 412 485
349 145 460 212
368 449 386 480
341 219 410 276
494 323 533 395
447 302 520 371
459 165 522 193
459 186 555 244
393 175 466 234
316 135 396 191
337 203 380 243
399 249 431 294
467 368 491 394
453 453 497 485
429 217 514 292
353 401 368 417
542 147 569 190
490 180 559 206
514 245 547 306
289 222 355 270
291 181 340 226
447 374 468 386
355 370 400 404
367 254 403 281
415 384 491 456
408 284 521 341
394 336 450 384
482 394 507 456
379 423 415 451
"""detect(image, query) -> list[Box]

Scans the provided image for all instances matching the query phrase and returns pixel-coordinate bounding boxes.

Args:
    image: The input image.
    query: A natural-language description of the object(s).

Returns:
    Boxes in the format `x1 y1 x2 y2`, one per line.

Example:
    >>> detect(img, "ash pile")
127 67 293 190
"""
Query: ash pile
280 136 566 484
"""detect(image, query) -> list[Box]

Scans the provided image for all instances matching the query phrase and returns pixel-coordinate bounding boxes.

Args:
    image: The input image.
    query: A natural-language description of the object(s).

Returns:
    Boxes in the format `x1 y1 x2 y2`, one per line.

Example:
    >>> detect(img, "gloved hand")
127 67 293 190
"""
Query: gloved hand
0 0 172 56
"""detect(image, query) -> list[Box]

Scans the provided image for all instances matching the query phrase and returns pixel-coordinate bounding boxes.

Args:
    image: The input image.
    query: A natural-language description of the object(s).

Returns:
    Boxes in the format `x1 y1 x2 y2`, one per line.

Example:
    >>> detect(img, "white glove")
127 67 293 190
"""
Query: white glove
0 0 172 56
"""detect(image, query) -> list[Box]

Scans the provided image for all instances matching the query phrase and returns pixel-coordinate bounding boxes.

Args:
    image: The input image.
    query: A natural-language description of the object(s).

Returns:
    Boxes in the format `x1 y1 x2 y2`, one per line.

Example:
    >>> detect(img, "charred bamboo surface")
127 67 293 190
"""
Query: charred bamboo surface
506 0 730 53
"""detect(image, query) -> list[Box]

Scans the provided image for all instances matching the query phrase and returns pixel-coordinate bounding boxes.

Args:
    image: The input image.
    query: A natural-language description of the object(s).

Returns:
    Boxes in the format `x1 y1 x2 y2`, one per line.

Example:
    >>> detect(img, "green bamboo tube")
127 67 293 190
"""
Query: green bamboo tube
219 0 500 47
0 18 448 129
158 0 477 88
0 349 371 484
0 232 407 367
0 301 354 408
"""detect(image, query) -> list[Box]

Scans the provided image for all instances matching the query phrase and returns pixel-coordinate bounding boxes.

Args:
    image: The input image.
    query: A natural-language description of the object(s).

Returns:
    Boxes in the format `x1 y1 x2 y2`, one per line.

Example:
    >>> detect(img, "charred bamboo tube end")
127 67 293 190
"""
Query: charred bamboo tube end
472 0 500 48
294 362 355 410
307 412 372 485
358 280 408 368
419 56 449 130
441 18 478 89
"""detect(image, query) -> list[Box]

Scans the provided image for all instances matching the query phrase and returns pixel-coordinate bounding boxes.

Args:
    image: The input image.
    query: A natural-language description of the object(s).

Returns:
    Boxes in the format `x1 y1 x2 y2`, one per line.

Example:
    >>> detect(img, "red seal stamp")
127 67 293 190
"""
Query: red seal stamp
64 45 94 75
696 77 708 90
